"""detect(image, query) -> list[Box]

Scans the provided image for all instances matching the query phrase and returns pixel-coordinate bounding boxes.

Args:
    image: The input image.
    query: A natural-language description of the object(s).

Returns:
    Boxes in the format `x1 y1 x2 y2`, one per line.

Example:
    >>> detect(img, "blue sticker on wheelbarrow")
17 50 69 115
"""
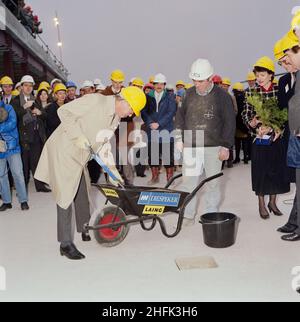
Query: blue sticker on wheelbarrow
138 192 181 207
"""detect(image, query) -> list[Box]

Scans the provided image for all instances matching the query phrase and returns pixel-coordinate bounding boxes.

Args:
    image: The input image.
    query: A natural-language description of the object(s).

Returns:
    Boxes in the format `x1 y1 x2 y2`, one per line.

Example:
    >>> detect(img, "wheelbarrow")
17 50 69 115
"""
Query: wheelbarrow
84 149 223 247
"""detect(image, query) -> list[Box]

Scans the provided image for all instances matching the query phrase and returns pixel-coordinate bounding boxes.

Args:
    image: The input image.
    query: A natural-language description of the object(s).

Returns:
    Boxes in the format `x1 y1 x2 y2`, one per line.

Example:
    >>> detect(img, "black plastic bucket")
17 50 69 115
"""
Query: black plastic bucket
199 213 238 248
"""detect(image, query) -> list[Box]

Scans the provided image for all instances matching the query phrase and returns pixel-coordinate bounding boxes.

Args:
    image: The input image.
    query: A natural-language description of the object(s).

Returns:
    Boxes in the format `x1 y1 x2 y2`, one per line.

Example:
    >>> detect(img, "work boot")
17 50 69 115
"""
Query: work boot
148 167 159 185
166 167 174 182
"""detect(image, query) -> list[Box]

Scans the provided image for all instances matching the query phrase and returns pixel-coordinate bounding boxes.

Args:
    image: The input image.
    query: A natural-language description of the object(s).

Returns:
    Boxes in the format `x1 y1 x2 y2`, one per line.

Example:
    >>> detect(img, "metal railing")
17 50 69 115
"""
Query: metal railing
1 0 69 77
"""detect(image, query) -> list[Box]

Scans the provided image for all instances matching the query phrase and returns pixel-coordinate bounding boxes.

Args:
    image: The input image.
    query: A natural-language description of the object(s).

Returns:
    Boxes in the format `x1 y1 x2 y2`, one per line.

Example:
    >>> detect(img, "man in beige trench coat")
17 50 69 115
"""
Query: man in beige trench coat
35 87 147 260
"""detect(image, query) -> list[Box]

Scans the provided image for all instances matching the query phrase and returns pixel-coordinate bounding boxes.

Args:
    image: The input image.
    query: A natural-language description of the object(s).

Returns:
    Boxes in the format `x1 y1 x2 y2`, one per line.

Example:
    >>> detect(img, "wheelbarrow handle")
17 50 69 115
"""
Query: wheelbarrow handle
164 173 183 189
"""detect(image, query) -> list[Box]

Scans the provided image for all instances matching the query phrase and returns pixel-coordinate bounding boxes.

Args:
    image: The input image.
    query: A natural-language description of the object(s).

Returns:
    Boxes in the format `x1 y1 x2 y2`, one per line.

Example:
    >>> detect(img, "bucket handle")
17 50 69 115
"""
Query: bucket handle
199 218 233 225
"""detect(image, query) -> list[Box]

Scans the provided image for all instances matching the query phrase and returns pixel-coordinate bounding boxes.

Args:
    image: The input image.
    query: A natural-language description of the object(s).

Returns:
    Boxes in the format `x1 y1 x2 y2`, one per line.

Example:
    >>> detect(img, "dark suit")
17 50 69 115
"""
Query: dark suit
279 73 298 231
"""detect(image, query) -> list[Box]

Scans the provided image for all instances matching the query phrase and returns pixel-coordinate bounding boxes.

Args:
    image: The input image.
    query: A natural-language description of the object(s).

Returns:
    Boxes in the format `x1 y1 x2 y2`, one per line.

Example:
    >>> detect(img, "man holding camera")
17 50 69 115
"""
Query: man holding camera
11 75 49 193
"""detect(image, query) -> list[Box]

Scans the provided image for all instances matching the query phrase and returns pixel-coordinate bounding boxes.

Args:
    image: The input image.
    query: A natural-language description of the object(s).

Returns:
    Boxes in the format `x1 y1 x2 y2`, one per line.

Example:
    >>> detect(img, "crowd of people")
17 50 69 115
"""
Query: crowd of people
1 8 300 260
2 0 43 36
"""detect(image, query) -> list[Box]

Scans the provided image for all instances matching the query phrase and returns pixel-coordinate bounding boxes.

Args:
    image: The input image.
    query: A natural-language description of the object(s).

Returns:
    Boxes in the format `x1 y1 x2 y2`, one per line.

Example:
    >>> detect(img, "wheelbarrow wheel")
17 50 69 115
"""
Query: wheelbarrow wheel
94 206 129 247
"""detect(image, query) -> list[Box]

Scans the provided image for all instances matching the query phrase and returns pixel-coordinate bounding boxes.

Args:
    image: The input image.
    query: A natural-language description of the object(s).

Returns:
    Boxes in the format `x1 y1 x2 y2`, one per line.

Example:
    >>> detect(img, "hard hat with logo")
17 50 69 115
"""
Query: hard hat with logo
0 76 13 86
153 73 167 84
121 86 146 117
232 82 244 91
132 77 144 88
247 72 256 81
176 80 185 87
111 70 125 83
20 75 35 85
189 59 214 81
53 84 67 94
222 78 231 86
66 81 77 89
254 56 275 73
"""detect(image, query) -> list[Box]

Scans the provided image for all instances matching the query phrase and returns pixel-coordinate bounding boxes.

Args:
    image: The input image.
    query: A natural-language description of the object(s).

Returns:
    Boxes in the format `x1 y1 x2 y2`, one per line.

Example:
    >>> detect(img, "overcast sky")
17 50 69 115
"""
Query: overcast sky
29 0 300 87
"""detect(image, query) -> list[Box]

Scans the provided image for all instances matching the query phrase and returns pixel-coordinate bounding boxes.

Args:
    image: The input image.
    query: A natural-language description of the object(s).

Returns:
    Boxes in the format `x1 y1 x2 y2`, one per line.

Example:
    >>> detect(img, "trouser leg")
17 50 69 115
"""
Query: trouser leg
203 147 223 214
57 204 74 244
73 174 91 233
29 141 46 191
286 195 298 227
21 149 30 186
295 169 300 235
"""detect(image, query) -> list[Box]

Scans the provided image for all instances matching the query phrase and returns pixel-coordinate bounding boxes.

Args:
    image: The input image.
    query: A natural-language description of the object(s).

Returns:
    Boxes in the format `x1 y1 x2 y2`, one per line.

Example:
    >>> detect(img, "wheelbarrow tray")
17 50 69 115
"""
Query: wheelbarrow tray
95 184 190 217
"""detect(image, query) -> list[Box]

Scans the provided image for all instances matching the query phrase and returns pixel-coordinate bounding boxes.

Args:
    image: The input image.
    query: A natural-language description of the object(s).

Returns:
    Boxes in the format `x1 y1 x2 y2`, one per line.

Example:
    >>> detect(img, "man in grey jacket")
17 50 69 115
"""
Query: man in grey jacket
175 59 236 226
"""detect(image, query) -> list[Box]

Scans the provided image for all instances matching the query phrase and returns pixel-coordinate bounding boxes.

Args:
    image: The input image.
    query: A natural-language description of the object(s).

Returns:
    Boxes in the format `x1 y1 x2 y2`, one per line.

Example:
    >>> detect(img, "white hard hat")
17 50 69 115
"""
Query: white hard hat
82 80 94 89
15 82 22 89
166 84 175 91
50 78 62 88
189 59 214 81
20 75 35 85
93 78 103 86
153 73 167 84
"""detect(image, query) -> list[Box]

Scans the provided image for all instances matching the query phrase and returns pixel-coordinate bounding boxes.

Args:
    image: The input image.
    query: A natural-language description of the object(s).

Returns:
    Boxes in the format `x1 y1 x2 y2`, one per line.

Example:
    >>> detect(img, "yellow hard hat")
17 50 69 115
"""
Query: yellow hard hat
274 34 299 61
39 81 51 90
149 76 155 83
132 77 144 88
222 78 231 86
274 39 284 61
232 82 244 91
247 72 256 81
37 85 49 94
254 56 275 73
285 30 300 50
121 86 146 117
111 70 125 83
53 83 67 94
176 80 185 87
0 76 13 86
11 89 20 96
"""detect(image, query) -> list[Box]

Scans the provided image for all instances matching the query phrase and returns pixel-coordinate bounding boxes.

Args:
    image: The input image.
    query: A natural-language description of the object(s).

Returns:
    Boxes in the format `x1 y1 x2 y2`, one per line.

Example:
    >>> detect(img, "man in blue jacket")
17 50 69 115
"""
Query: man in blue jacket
142 73 177 184
0 101 29 212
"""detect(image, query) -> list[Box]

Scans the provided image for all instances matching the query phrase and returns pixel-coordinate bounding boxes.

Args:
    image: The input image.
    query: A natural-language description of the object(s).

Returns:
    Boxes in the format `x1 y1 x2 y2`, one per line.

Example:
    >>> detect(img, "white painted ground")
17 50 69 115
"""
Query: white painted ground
0 164 299 302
